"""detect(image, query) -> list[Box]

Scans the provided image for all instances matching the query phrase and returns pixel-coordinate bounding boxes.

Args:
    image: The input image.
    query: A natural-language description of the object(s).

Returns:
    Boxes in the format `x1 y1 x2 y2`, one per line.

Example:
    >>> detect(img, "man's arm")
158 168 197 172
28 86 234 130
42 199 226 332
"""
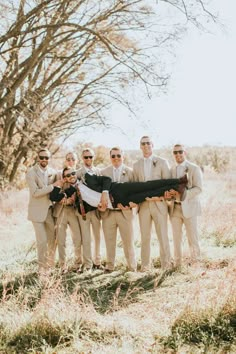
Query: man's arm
26 169 54 198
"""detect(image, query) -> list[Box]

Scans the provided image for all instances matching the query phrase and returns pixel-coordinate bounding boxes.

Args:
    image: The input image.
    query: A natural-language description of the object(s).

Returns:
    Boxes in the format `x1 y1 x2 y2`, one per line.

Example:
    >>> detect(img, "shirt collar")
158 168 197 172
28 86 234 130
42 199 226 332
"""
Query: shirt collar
143 155 153 161
176 161 187 168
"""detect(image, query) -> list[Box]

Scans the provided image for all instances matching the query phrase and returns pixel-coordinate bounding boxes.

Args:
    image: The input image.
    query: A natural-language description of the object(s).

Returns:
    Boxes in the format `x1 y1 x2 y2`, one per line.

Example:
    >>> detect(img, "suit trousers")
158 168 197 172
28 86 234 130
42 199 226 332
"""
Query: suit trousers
78 210 101 269
170 204 200 265
111 178 180 207
102 210 137 271
56 206 82 267
32 207 56 270
138 201 171 271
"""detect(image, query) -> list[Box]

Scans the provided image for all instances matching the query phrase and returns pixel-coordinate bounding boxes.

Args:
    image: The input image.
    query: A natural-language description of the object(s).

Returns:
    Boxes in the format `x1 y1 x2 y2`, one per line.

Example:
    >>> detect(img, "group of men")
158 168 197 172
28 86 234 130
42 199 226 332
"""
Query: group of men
26 136 203 275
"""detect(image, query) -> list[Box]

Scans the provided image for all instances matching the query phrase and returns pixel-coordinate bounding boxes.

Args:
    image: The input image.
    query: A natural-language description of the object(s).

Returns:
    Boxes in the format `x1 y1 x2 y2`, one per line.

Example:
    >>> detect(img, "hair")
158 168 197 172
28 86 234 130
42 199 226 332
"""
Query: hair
140 136 152 143
81 148 94 156
38 148 50 156
173 143 185 151
65 151 77 160
109 146 123 155
62 167 72 178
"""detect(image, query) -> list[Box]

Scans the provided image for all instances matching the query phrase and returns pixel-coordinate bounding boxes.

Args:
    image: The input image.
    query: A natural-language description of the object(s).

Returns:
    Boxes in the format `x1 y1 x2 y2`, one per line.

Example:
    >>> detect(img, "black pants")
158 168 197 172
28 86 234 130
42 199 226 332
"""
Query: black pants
110 178 180 207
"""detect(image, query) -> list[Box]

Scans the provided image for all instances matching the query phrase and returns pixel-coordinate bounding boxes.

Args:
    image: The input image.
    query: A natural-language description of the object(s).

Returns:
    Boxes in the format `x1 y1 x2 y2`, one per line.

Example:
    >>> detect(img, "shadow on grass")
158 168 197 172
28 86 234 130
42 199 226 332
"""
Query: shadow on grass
0 266 175 313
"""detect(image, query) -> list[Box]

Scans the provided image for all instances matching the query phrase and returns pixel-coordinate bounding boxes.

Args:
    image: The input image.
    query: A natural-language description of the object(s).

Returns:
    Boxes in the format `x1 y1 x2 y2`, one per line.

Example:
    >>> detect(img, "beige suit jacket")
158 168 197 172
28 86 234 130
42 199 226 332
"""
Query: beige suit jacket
77 166 101 179
133 155 171 215
101 164 134 220
169 160 202 218
26 165 57 222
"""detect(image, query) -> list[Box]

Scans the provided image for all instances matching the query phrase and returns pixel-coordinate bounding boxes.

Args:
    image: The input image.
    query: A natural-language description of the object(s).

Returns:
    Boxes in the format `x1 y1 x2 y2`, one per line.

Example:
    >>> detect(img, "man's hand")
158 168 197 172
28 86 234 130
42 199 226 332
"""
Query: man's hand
164 189 180 201
97 203 106 212
53 179 63 187
117 203 130 210
100 191 108 210
129 202 138 208
145 196 164 202
66 196 74 205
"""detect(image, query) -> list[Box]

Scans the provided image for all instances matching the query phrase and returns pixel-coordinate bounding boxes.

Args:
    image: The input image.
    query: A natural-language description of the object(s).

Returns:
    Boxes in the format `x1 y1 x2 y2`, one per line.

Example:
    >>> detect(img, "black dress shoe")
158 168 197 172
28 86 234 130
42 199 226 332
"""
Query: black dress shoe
92 263 104 270
104 269 113 274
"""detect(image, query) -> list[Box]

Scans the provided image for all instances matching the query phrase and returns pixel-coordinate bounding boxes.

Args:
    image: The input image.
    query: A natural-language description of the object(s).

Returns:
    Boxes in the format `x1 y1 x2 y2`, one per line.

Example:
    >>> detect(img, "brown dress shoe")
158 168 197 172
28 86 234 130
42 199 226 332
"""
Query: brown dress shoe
104 269 113 274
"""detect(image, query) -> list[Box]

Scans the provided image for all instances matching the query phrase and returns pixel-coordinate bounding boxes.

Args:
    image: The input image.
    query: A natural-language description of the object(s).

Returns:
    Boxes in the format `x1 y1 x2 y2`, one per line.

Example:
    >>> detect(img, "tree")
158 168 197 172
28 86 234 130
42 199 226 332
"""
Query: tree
0 0 217 186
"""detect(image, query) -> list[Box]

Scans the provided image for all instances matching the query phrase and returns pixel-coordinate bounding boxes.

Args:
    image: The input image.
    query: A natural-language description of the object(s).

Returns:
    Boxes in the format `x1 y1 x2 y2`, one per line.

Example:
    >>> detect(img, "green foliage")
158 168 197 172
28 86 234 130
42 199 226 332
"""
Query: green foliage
161 297 236 351
6 318 76 352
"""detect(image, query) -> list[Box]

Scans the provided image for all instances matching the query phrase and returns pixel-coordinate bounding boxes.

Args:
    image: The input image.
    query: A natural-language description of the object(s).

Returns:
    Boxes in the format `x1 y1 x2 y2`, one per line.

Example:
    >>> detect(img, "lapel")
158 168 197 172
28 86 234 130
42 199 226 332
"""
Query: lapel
150 155 158 177
35 165 47 186
119 165 127 182
107 165 114 179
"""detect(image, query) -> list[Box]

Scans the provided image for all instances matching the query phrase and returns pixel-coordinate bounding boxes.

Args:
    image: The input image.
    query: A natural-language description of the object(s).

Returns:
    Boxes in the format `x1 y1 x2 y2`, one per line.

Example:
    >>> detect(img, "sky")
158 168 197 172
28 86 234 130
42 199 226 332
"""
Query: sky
70 0 236 150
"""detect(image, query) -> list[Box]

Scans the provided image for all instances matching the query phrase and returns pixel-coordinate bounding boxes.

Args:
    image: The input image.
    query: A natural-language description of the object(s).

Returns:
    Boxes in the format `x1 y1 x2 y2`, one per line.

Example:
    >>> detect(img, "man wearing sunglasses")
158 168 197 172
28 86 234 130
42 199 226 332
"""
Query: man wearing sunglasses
26 148 58 274
133 136 172 272
50 168 82 272
76 148 103 271
164 144 202 267
100 147 137 273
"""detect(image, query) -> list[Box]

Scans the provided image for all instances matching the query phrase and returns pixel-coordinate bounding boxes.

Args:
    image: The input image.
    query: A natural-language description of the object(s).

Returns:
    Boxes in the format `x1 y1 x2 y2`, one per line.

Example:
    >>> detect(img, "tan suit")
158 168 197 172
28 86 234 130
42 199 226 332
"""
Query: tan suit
26 165 57 270
76 166 102 269
100 165 137 271
53 192 82 268
133 156 172 270
169 160 202 265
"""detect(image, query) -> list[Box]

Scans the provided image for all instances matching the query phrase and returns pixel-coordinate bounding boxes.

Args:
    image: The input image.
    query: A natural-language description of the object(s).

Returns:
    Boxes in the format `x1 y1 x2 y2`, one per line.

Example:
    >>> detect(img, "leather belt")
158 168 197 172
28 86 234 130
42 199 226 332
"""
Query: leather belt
174 201 181 205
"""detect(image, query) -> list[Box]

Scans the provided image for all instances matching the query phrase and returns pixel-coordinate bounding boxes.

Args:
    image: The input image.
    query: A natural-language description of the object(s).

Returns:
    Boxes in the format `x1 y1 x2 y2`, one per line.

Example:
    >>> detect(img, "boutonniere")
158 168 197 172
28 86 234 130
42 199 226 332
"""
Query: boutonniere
152 159 157 167
185 167 189 173
48 174 52 178
122 170 126 176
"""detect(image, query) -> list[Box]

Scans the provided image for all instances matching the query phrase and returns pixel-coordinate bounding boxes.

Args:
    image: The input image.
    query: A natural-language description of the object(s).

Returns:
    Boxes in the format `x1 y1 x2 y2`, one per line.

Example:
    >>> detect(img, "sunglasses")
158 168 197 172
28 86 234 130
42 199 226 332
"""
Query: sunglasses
111 154 121 158
173 150 184 155
83 156 93 159
66 158 75 162
64 171 76 178
39 156 49 160
141 142 151 146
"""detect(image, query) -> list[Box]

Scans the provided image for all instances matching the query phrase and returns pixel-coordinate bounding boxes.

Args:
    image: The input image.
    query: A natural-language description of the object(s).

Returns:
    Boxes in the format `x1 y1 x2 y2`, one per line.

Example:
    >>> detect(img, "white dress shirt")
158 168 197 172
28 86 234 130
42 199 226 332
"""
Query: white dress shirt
113 166 122 182
143 156 152 181
176 161 187 178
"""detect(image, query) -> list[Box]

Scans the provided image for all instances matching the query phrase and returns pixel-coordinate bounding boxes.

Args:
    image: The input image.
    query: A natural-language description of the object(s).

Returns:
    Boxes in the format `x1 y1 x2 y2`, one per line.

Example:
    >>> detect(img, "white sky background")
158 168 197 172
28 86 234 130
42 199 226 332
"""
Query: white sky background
70 0 236 150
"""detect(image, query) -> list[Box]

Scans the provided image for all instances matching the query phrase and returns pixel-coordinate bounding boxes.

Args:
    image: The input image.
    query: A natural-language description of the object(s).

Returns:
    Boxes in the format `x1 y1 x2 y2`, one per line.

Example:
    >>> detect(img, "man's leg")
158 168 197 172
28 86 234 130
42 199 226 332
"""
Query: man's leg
32 222 48 271
90 211 102 266
56 211 68 268
151 204 172 270
67 209 82 267
138 201 153 271
44 208 56 268
102 211 118 271
77 213 93 269
184 215 201 262
117 211 136 271
170 205 184 267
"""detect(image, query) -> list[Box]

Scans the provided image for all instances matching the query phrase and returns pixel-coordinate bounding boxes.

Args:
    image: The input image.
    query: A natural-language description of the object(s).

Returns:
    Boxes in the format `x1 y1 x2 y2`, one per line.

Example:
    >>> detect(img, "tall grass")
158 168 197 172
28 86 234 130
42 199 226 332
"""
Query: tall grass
0 155 236 353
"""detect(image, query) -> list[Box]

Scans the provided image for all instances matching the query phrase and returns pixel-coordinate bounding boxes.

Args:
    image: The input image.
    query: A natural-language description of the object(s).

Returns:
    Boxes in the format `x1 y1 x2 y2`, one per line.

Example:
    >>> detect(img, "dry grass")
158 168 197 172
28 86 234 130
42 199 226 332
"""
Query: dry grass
0 168 236 353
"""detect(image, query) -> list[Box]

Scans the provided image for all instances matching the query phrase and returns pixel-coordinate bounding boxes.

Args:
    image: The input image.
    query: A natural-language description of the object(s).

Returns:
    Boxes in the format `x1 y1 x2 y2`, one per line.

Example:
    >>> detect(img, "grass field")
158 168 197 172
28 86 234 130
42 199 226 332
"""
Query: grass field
0 167 235 353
